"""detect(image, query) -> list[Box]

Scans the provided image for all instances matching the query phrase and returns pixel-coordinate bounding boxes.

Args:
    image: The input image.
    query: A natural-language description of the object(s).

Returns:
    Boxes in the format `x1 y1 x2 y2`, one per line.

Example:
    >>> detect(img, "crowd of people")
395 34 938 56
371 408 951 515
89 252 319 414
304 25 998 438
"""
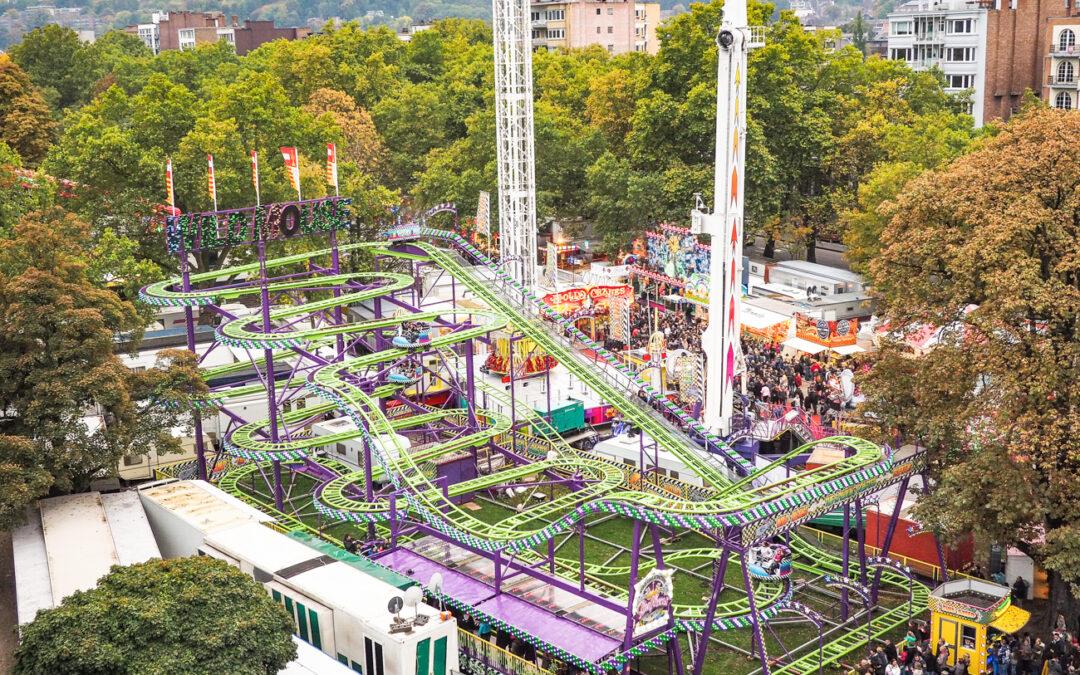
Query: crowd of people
850 618 1080 675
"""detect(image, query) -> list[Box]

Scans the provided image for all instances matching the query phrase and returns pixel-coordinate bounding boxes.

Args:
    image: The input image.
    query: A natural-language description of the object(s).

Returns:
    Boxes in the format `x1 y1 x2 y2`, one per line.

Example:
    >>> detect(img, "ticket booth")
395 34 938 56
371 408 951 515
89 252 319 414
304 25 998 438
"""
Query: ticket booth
929 579 1031 668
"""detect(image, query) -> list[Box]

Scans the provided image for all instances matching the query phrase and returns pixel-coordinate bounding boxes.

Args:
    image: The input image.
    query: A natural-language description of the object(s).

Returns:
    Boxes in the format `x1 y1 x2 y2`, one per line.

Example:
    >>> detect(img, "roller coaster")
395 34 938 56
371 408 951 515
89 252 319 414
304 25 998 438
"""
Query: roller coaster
142 201 934 675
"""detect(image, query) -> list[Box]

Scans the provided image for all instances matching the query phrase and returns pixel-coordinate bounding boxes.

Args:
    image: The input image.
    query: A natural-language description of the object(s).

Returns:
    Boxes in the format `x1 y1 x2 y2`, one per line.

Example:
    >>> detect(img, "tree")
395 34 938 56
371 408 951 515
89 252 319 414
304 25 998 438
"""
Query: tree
305 87 387 176
0 435 52 531
0 209 206 494
15 557 297 674
857 108 1080 628
0 54 55 164
9 25 92 110
849 11 868 56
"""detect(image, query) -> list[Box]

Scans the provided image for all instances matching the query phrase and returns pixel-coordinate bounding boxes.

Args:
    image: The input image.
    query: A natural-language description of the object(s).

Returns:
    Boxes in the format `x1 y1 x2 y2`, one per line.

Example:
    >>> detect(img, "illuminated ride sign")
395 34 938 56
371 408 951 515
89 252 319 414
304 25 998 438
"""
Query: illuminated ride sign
542 285 633 314
165 196 352 254
632 568 675 637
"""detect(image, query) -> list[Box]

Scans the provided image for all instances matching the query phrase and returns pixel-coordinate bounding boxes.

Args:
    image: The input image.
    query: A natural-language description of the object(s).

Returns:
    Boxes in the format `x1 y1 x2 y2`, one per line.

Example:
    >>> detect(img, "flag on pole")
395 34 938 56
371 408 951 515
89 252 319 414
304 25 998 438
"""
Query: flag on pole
250 149 261 206
165 158 175 210
206 154 218 211
280 146 301 200
325 143 338 194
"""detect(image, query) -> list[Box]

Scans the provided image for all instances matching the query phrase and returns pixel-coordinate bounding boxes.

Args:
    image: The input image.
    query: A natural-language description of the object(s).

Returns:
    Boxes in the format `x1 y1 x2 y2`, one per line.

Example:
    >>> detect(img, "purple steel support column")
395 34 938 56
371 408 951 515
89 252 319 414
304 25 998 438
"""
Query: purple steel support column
508 336 517 454
841 502 851 620
464 335 478 426
329 231 345 360
548 537 555 573
871 475 909 604
545 362 552 426
579 522 586 591
178 245 208 481
923 471 950 582
389 494 399 549
691 541 732 675
622 520 645 654
257 239 284 510
494 550 503 594
741 546 771 675
856 498 868 587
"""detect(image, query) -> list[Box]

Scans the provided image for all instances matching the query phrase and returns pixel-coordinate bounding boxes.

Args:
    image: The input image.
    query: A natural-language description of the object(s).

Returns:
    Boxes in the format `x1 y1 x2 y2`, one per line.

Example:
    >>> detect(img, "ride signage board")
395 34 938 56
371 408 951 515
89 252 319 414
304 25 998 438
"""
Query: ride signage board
165 196 352 254
542 285 633 314
632 568 675 637
795 312 858 347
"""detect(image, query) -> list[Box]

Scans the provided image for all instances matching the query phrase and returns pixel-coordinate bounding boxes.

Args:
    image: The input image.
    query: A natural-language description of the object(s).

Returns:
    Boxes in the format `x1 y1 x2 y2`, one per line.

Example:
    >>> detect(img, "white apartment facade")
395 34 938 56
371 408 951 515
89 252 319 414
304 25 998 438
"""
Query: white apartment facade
886 0 989 125
531 0 660 55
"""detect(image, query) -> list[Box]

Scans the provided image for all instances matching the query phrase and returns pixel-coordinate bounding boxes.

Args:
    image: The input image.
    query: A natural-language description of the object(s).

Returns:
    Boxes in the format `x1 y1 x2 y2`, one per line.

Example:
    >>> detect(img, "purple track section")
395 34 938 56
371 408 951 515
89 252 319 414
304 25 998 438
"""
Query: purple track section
377 548 623 663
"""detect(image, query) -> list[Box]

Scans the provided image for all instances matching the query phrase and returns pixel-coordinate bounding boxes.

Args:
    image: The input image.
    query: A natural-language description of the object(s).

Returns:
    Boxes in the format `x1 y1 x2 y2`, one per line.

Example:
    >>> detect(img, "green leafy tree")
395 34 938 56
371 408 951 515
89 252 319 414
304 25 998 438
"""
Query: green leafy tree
0 436 53 531
857 108 1080 627
0 54 55 164
9 25 93 110
15 557 297 674
0 209 206 493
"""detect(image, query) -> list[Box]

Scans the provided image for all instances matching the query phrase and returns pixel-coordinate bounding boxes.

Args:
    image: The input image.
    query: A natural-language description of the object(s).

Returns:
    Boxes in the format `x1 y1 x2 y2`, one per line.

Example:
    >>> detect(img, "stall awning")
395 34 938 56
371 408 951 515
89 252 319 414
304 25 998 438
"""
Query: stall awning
830 344 866 356
782 337 828 355
990 604 1031 634
742 304 790 330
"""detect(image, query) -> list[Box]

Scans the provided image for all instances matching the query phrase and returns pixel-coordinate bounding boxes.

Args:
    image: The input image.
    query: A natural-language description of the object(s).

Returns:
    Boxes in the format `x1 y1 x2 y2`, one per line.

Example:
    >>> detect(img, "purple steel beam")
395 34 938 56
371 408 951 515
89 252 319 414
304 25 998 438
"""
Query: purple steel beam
856 498 868 587
178 242 208 481
841 502 851 620
257 240 285 511
622 520 645 654
691 540 732 675
870 476 910 604
741 546 771 675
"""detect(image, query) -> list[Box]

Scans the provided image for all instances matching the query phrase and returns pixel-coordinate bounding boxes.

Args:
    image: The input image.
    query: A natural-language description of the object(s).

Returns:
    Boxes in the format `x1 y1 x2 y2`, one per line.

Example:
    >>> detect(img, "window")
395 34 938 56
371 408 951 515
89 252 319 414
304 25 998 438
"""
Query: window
961 625 977 649
607 7 613 13
548 28 564 38
596 7 601 13
946 46 975 61
365 638 384 675
1059 28 1076 51
889 47 913 61
1058 60 1075 83
531 11 540 20
607 25 613 33
178 28 196 50
1056 91 1073 109
596 26 601 33
336 443 347 455
607 44 614 51
532 29 543 38
948 74 974 88
123 453 144 467
545 9 563 20
948 18 974 33
891 20 912 35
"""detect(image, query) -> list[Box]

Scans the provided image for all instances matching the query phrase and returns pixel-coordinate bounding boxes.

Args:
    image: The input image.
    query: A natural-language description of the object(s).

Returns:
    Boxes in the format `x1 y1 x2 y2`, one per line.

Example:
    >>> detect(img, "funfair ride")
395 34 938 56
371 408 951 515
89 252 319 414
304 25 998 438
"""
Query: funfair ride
144 193 940 674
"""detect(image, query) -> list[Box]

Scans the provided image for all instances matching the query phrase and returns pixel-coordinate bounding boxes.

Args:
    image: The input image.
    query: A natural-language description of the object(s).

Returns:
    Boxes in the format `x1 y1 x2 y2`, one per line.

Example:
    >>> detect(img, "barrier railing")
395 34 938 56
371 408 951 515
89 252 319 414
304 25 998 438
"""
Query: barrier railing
800 526 978 583
458 628 553 675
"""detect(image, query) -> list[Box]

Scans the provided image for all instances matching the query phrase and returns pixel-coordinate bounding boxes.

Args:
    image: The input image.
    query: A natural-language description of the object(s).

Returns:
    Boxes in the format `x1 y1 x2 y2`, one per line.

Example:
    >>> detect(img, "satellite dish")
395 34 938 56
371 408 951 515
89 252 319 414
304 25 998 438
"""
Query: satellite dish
428 572 444 594
388 596 404 615
404 585 423 609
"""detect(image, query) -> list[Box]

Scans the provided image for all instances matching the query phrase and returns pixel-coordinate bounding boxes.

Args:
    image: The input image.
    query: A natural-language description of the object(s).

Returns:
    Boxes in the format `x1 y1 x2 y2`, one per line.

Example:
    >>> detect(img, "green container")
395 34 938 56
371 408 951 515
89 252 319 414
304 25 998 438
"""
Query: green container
536 399 585 434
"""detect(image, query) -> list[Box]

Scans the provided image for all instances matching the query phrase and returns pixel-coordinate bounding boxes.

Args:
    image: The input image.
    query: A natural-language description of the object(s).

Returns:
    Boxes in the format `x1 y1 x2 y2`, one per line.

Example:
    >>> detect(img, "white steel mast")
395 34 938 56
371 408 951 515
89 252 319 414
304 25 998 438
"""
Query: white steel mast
692 0 757 435
493 0 538 288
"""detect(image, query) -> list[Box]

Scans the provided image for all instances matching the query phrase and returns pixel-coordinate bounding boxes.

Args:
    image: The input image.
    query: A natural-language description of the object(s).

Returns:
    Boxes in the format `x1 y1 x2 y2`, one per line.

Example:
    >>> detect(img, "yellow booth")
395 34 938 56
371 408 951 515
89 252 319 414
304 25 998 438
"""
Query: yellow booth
929 579 1030 669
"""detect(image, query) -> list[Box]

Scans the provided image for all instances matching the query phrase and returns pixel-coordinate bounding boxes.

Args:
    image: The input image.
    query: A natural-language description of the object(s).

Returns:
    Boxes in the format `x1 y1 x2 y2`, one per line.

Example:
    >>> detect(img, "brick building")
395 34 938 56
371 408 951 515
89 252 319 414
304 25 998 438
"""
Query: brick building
530 0 661 55
126 11 310 55
887 0 1080 124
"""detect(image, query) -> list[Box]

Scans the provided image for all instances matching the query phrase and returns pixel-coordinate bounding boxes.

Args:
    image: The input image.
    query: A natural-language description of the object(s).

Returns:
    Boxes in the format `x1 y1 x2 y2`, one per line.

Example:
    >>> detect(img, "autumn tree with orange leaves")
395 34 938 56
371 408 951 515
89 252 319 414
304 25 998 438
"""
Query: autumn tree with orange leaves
857 107 1080 627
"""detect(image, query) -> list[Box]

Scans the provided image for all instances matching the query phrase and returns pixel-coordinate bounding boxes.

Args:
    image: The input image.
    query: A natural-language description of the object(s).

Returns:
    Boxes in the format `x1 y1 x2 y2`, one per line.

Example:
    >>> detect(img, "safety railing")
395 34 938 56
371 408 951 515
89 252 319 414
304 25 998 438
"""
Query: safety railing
458 628 552 675
799 526 978 583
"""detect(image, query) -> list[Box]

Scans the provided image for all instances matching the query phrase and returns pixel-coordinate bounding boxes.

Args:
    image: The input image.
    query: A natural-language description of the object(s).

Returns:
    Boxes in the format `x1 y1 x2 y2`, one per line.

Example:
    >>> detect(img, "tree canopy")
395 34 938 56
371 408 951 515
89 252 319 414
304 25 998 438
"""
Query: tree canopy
15 556 298 674
857 107 1080 625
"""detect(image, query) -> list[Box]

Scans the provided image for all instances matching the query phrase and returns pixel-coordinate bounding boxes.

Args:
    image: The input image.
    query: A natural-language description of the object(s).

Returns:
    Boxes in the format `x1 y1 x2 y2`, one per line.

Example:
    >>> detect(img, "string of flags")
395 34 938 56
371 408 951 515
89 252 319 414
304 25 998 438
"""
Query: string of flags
164 145 341 210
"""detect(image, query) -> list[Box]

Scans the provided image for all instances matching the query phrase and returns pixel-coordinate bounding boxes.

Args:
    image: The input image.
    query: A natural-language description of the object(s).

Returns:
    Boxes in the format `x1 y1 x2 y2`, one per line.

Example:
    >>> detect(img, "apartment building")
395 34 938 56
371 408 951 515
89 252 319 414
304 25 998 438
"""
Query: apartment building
1043 19 1080 109
126 11 310 55
888 0 1080 124
886 0 988 124
531 0 661 55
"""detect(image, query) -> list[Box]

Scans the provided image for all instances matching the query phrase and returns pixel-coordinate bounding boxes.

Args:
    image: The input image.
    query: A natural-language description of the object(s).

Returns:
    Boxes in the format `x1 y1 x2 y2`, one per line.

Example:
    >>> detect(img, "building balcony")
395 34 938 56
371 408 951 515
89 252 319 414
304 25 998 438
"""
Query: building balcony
1049 45 1080 56
913 32 943 42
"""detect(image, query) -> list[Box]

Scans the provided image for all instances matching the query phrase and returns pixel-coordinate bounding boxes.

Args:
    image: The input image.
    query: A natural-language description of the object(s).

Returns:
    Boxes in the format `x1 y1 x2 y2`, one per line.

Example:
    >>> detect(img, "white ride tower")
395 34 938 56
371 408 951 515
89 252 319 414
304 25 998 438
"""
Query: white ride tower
692 0 762 435
492 0 539 289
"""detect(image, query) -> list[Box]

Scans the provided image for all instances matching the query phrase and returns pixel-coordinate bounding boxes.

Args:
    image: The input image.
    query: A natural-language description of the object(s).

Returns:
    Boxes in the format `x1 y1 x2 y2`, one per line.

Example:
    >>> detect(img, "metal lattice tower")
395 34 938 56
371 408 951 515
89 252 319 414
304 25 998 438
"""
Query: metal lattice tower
493 0 538 289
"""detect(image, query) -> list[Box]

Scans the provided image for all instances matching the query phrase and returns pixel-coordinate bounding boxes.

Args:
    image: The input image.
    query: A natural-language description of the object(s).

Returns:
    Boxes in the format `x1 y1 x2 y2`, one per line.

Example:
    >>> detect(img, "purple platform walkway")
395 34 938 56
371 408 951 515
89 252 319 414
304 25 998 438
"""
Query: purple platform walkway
376 548 623 663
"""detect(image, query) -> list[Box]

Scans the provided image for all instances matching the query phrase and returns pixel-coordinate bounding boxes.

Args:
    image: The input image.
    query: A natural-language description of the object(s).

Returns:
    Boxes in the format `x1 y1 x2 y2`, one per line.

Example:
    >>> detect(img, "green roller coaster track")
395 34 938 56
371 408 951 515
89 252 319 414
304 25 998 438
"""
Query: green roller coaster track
141 235 929 674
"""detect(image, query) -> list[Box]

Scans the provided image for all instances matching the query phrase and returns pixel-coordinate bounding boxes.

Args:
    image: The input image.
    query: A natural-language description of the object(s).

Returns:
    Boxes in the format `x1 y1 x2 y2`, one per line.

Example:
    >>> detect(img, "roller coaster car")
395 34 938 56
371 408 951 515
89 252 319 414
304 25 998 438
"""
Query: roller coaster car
387 365 422 385
384 223 422 242
391 323 432 349
747 544 793 580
